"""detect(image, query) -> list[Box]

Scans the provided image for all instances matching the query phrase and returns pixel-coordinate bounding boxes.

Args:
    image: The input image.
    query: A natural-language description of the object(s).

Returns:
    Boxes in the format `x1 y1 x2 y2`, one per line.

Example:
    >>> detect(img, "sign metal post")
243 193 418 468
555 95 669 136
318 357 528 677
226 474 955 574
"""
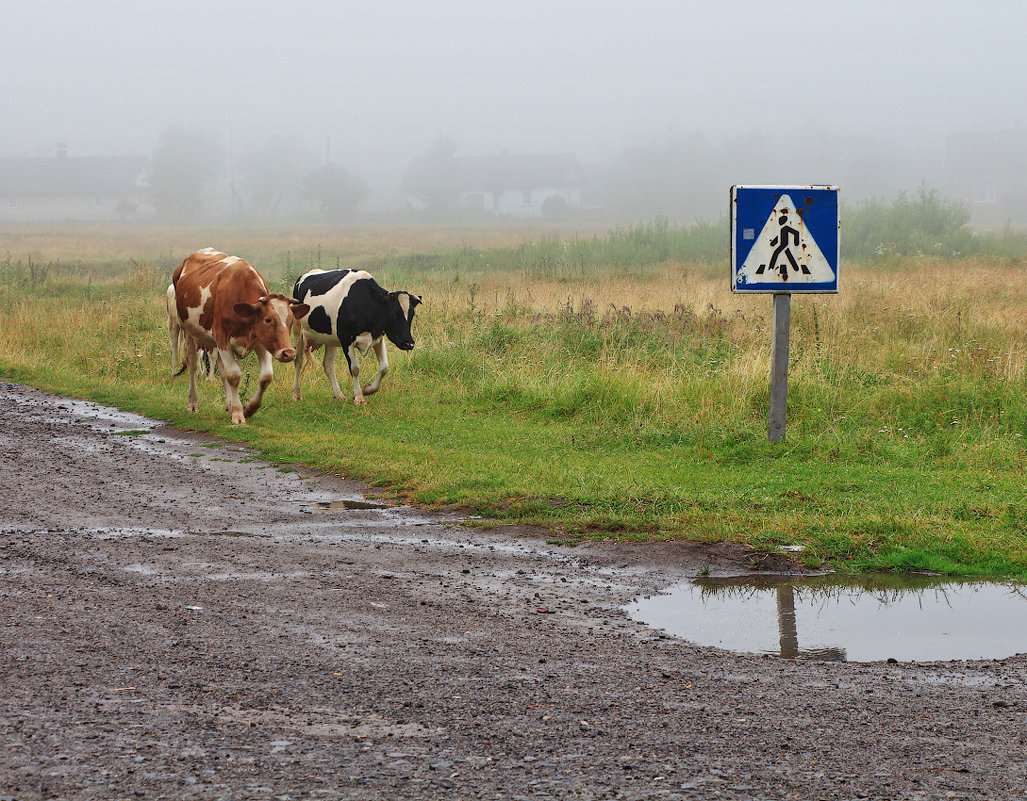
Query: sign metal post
768 293 791 442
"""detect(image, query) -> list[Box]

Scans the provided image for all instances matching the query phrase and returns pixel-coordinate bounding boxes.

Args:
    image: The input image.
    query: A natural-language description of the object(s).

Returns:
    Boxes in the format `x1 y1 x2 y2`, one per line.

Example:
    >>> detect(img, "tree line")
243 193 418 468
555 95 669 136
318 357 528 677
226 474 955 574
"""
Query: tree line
149 127 369 223
149 125 974 231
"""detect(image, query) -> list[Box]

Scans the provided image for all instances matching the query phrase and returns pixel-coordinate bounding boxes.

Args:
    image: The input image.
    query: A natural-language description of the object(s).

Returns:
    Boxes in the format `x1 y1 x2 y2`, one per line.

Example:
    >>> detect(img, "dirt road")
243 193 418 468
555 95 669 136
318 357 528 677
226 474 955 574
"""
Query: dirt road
1 381 1025 800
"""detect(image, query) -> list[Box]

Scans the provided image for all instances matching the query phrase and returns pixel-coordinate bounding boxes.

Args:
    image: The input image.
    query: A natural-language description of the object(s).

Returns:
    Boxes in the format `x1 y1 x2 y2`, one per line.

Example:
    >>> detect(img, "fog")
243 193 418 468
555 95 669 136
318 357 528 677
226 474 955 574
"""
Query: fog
3 0 1026 223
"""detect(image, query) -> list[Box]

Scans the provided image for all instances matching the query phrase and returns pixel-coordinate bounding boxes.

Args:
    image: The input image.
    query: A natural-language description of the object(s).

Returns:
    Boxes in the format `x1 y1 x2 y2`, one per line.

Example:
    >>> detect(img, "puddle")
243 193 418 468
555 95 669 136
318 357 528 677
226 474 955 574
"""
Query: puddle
121 563 163 576
625 574 1027 662
206 570 311 582
186 530 264 538
273 523 566 558
56 398 157 431
304 499 389 511
91 528 182 540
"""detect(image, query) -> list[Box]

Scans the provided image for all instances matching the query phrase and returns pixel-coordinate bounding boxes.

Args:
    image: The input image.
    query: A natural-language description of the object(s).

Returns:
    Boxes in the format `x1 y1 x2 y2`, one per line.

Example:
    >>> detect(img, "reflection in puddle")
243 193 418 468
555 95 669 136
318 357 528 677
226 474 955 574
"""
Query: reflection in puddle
625 574 1027 662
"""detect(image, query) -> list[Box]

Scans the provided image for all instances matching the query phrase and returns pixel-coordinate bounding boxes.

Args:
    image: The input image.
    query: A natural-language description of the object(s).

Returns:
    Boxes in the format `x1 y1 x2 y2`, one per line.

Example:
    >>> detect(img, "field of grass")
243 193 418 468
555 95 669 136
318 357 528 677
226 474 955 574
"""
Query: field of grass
1 224 1025 577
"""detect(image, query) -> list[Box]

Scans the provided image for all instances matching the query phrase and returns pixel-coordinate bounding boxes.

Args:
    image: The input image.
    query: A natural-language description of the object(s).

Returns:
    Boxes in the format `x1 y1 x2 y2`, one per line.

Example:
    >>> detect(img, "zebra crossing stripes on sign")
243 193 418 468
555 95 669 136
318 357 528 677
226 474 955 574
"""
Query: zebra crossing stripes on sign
731 185 839 293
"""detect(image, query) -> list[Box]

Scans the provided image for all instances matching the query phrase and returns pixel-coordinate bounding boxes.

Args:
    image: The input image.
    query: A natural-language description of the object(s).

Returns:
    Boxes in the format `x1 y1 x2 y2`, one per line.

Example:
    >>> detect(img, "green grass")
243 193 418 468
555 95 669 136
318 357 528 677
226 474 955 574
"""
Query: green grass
1 230 1026 578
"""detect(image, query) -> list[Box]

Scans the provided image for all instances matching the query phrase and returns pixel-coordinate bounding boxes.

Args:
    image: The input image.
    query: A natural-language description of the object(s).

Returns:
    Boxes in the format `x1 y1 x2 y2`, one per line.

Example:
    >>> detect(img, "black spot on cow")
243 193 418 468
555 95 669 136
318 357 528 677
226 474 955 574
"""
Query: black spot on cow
293 269 356 299
307 306 332 336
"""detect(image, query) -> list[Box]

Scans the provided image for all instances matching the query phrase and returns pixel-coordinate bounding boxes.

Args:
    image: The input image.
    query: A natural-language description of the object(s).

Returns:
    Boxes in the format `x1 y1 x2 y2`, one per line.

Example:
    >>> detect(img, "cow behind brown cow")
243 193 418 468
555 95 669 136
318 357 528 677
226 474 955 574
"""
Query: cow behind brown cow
170 248 308 424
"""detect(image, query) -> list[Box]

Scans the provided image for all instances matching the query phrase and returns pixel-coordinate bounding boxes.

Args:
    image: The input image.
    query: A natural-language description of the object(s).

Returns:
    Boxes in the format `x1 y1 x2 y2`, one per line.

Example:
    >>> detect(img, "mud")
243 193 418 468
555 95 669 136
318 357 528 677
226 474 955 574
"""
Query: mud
1 380 1025 800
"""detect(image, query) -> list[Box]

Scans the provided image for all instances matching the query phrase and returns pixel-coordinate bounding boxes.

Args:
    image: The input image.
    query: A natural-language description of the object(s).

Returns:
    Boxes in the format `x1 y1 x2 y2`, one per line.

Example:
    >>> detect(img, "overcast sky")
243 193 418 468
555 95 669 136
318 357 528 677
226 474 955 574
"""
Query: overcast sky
3 0 1025 182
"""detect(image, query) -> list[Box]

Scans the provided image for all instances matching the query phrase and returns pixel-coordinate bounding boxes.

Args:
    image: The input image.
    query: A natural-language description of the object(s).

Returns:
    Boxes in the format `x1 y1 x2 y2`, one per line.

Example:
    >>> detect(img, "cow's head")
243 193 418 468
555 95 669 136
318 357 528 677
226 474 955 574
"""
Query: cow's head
384 291 421 351
234 294 310 362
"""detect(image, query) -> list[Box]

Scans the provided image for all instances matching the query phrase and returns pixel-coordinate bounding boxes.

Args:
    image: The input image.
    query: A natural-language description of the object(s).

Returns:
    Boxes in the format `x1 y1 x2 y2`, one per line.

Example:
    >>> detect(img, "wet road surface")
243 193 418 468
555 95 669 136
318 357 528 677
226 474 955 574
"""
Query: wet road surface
1 381 1025 800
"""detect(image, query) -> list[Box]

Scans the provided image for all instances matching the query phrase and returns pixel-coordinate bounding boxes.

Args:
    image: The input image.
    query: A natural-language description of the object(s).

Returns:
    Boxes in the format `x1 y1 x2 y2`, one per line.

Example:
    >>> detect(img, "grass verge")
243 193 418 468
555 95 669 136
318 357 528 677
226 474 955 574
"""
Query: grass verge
1 232 1025 578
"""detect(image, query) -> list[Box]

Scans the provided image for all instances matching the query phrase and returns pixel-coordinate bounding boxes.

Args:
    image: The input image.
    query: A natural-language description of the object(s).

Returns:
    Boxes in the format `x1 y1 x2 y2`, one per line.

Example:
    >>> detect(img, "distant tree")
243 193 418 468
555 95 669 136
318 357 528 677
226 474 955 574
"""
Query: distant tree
241 135 314 219
303 163 370 221
402 135 460 210
149 127 224 221
600 130 720 222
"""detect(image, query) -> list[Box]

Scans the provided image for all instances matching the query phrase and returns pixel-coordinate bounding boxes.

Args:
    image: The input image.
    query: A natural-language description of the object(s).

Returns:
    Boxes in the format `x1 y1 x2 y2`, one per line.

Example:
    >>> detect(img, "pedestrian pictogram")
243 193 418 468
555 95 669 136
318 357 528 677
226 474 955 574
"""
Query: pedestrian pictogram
758 204 805 279
731 186 839 293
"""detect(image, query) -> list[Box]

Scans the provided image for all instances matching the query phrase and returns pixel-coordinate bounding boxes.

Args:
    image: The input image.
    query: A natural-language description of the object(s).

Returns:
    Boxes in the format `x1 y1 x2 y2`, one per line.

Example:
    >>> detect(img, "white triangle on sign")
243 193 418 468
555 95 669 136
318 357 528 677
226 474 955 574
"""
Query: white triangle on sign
737 194 835 286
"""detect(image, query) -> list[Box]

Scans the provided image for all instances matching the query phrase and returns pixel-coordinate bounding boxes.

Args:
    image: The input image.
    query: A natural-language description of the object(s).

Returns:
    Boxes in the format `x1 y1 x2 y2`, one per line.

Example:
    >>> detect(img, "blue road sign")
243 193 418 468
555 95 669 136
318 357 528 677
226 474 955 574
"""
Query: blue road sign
731 185 839 293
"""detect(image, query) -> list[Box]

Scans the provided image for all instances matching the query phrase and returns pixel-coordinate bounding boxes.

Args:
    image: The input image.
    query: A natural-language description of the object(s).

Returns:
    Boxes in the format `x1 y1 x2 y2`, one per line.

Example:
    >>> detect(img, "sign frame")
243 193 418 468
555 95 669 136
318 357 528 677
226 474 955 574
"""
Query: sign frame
731 185 840 294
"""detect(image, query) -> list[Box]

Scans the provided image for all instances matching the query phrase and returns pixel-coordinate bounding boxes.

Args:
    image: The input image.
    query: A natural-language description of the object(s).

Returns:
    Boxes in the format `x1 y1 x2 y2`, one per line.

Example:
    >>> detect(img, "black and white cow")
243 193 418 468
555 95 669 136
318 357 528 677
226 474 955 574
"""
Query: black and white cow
291 268 421 404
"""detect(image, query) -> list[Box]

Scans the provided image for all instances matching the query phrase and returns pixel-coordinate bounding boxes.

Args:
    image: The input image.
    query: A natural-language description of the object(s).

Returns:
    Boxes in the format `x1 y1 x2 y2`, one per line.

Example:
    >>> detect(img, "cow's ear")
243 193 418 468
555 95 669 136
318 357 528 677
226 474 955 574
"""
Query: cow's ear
291 302 311 320
234 302 259 317
411 294 422 307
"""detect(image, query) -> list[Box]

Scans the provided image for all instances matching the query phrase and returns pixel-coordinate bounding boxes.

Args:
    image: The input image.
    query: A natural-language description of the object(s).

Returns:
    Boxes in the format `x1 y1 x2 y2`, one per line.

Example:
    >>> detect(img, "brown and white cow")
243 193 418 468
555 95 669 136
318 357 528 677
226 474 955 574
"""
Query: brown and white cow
171 248 309 424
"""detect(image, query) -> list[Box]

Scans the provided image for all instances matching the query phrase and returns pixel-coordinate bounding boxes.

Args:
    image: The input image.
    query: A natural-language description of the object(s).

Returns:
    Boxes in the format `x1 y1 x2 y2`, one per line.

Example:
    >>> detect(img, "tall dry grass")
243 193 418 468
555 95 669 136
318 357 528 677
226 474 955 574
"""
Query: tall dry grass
412 257 1026 387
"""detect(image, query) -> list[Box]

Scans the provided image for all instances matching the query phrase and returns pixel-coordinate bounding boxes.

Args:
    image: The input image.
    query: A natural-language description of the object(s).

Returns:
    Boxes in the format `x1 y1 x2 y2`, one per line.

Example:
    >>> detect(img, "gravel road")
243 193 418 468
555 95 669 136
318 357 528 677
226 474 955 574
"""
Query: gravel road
1 380 1025 800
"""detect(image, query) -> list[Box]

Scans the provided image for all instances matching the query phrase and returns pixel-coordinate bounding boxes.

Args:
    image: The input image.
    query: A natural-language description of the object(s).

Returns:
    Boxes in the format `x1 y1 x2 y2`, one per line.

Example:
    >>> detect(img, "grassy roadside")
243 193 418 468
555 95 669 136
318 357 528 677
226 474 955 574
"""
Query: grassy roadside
1 231 1025 577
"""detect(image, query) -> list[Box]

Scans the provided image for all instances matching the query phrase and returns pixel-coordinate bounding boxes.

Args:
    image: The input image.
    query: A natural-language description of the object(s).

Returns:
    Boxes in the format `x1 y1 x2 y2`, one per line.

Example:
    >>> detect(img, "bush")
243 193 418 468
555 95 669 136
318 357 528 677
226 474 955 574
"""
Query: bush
843 188 1027 262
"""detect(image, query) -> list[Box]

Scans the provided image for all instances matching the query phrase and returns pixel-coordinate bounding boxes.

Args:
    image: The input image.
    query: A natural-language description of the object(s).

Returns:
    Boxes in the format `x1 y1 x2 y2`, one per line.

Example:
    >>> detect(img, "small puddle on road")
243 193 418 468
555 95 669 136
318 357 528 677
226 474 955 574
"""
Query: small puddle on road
186 530 261 538
626 574 1027 662
305 499 389 511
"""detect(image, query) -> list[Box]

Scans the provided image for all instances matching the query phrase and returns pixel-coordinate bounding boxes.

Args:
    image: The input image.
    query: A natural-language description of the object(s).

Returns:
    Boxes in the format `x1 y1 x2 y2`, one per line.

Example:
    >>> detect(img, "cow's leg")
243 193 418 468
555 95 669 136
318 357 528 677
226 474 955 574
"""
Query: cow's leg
347 334 376 404
323 344 347 401
220 353 233 410
343 343 366 404
218 349 246 424
361 339 389 396
291 334 306 401
242 345 274 420
184 336 200 412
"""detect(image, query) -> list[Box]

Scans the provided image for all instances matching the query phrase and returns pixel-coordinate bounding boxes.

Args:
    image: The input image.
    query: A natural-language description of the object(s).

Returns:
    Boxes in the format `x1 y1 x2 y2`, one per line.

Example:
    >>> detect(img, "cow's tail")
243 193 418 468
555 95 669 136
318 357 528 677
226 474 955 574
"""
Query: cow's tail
173 335 190 377
170 327 188 378
173 329 211 379
172 350 215 380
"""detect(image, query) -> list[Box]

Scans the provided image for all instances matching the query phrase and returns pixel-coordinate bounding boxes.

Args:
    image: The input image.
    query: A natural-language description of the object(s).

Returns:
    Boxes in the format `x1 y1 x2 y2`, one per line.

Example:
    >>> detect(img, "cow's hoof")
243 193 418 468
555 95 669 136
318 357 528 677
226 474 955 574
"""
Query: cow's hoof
231 415 246 425
292 392 302 401
353 397 366 405
187 403 199 412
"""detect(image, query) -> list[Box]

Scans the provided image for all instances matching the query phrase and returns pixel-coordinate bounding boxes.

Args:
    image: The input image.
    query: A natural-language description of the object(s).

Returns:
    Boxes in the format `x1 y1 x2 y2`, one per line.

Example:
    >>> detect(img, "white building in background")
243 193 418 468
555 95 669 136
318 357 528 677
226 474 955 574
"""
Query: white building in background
0 144 152 223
